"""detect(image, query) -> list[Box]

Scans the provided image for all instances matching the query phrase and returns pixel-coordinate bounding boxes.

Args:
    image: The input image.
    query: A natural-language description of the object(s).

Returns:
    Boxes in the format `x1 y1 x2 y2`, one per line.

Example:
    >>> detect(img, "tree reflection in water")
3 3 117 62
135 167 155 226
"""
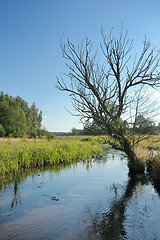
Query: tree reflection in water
83 174 141 240
11 177 22 209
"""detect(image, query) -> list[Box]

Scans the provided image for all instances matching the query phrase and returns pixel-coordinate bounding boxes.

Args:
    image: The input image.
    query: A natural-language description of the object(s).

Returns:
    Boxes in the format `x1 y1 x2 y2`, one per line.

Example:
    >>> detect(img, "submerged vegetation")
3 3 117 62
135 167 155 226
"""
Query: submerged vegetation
0 136 103 185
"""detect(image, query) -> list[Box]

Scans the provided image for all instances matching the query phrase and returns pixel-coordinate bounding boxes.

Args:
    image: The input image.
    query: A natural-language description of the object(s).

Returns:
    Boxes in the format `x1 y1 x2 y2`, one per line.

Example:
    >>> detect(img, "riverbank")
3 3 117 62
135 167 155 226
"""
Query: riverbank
0 136 103 185
134 135 160 185
1 134 160 186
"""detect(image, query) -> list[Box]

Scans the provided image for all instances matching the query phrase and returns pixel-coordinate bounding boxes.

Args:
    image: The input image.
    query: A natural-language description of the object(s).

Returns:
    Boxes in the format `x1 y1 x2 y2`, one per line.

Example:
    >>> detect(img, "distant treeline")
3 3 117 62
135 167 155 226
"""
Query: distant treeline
53 129 85 136
0 91 43 138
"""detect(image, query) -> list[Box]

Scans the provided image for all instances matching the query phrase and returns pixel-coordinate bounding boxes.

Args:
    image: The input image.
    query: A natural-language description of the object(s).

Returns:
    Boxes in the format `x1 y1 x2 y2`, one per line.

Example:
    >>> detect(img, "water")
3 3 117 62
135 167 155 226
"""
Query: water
0 148 160 240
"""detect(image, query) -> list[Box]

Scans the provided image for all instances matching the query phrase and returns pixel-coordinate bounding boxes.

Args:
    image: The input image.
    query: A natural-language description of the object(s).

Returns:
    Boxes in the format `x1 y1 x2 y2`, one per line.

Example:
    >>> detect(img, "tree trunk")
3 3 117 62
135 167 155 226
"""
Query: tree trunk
118 135 145 173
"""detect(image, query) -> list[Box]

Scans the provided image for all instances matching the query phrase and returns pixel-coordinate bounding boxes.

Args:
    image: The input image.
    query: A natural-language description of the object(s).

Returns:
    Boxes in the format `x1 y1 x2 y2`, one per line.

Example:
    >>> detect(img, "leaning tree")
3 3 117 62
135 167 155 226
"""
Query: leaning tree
56 27 160 173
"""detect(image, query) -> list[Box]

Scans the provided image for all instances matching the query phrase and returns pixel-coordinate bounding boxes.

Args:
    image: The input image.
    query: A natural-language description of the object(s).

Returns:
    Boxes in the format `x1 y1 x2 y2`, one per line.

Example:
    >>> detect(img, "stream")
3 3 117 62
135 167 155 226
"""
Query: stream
0 148 160 240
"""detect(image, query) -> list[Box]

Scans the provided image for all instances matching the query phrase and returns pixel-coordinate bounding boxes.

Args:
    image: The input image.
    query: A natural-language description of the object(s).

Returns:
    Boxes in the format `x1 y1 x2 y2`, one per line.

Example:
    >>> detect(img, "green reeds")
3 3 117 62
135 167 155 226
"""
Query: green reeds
0 138 101 183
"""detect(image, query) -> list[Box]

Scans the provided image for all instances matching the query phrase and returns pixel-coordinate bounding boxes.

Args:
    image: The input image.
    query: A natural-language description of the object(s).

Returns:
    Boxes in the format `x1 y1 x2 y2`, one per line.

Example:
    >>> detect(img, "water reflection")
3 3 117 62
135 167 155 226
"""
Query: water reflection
1 149 160 240
83 174 137 239
11 178 22 209
0 161 81 189
81 172 160 240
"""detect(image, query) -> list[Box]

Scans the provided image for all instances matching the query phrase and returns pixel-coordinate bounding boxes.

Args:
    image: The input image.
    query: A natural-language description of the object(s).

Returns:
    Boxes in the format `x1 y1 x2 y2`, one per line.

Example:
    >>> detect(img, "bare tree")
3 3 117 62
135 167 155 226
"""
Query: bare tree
56 27 160 173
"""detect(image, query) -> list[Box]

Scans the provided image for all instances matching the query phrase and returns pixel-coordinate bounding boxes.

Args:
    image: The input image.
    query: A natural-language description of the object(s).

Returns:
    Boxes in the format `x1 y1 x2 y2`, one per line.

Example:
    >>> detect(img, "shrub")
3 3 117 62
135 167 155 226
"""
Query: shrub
0 124 6 137
47 132 55 141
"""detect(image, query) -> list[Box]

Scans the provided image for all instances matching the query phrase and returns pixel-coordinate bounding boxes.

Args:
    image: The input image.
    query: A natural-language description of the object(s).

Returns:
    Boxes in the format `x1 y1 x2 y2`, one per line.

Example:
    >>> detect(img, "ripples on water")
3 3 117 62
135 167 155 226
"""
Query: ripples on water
0 148 160 240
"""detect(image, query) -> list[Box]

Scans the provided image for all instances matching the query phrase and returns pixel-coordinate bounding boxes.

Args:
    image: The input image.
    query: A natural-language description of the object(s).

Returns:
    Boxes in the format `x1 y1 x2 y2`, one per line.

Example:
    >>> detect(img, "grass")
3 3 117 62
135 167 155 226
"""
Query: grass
0 136 103 185
1 134 160 186
133 135 160 184
132 135 160 160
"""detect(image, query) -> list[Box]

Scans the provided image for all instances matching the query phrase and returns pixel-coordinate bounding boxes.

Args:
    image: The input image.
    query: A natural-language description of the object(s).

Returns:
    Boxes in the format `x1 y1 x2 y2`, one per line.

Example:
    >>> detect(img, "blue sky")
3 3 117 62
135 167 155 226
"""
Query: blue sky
0 0 160 132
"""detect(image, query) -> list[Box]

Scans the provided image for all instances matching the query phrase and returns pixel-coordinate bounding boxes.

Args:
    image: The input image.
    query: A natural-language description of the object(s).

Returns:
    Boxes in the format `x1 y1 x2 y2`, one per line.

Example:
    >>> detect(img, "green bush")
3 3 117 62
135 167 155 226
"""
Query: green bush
47 132 55 141
80 136 104 145
0 124 6 137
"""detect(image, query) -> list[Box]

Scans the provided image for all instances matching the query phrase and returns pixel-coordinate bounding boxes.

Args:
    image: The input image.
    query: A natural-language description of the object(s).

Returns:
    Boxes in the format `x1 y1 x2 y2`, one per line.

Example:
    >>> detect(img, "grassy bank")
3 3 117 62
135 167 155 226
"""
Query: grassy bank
133 135 160 184
0 136 103 184
1 134 160 186
134 135 160 158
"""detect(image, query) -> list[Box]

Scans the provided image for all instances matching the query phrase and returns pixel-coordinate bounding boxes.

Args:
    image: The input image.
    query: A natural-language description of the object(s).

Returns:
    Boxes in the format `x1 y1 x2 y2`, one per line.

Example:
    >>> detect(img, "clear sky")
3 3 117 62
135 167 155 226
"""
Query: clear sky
0 0 160 132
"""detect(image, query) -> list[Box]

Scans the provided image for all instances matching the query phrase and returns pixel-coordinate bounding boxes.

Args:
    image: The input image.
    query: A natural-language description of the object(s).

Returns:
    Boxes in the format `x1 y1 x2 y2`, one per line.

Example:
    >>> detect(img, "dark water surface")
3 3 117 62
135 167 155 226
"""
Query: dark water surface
0 149 160 240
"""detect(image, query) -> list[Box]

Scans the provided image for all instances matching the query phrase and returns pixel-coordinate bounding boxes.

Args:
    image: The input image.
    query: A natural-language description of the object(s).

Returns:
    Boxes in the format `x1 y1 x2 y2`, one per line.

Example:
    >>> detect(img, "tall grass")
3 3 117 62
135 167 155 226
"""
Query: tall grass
0 136 102 184
133 135 160 184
